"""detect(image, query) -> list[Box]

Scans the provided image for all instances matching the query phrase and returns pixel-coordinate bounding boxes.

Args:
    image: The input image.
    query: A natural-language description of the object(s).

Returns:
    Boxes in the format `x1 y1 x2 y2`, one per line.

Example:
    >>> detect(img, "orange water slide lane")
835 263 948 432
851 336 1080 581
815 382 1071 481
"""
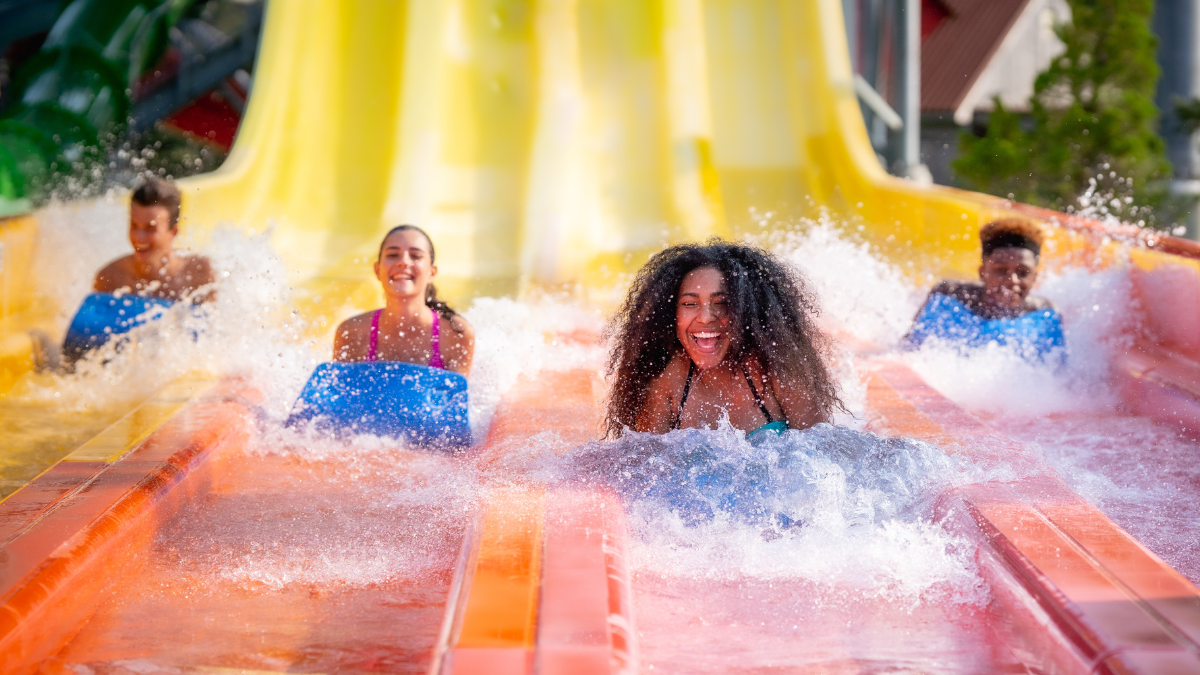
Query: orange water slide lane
865 360 1200 674
2 349 1199 672
432 366 637 675
0 378 261 673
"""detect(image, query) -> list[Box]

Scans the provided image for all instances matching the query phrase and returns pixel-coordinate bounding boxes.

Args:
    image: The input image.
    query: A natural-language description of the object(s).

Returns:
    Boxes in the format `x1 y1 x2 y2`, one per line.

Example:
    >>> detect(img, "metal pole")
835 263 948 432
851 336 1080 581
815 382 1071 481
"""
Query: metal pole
1154 0 1200 238
901 0 931 182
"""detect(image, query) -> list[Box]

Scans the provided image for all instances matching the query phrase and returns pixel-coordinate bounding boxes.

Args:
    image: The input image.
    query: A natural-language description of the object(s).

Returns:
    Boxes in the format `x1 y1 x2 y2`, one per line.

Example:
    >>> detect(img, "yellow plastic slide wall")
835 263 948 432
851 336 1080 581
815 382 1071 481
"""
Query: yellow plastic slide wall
181 0 1026 316
0 0 1118 389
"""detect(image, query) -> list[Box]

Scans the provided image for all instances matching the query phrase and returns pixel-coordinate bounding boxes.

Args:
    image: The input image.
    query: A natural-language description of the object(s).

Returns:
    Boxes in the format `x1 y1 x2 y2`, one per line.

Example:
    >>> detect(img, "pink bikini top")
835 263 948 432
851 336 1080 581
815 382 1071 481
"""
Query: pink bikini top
366 307 444 369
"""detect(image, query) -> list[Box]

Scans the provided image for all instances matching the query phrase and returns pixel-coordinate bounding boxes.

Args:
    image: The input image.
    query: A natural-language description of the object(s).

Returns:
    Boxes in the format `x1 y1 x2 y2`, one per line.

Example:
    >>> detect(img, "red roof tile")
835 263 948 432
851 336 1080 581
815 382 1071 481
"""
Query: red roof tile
921 0 1032 112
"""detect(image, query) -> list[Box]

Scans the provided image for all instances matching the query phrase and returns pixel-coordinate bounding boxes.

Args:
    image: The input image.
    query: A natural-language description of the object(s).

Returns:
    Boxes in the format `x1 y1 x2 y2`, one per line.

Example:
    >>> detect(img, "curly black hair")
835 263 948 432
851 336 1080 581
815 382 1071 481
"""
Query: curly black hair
604 239 844 438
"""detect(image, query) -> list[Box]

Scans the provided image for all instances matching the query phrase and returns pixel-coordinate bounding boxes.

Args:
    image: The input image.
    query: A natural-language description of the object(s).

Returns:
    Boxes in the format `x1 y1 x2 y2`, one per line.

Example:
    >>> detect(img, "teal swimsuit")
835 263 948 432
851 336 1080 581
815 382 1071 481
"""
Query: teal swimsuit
672 361 788 440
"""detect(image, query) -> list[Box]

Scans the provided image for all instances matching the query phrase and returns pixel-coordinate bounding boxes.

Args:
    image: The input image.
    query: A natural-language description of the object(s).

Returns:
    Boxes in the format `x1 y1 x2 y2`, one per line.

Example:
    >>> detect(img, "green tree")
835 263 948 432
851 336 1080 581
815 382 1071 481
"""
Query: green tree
1176 97 1200 134
953 0 1171 224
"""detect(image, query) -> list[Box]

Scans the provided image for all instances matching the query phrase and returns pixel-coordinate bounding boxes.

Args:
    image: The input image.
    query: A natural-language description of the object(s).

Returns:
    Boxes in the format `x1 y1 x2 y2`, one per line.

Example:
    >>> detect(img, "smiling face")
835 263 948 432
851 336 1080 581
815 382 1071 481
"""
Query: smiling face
374 228 437 300
979 247 1039 311
129 202 176 265
676 266 734 370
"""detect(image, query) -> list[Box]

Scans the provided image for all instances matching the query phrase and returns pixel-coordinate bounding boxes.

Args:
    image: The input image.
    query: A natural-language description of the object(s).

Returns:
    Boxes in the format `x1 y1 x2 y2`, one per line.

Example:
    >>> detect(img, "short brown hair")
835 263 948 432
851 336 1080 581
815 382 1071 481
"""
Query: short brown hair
131 177 181 228
980 218 1043 257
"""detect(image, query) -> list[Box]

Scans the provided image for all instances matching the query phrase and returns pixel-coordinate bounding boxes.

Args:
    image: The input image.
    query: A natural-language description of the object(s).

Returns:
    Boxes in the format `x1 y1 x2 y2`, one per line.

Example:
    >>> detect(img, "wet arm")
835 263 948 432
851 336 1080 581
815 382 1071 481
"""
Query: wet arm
771 373 829 430
634 376 677 434
190 257 218 303
443 317 475 376
332 320 356 362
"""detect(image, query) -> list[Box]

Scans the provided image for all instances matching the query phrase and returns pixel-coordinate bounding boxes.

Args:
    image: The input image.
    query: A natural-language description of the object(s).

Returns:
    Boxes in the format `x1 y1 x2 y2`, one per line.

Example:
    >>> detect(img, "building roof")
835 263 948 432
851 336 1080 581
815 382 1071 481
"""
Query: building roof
921 0 1032 112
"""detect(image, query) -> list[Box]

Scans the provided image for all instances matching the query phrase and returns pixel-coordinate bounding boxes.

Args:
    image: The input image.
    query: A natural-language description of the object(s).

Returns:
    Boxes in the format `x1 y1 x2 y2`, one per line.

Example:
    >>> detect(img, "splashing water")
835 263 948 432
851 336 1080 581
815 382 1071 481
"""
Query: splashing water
773 218 1200 585
18 195 1200 674
565 423 992 610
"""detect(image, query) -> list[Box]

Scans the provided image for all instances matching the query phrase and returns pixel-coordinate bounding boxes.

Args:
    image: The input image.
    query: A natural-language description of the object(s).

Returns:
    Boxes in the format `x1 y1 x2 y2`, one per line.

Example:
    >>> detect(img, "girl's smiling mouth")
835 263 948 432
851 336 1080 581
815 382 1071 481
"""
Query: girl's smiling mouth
690 331 723 353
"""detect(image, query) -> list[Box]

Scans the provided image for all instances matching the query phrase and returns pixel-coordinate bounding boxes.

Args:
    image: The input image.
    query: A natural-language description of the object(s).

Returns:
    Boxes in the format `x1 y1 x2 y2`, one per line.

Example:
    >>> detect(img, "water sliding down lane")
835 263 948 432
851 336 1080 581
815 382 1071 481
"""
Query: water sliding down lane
6 0 1200 673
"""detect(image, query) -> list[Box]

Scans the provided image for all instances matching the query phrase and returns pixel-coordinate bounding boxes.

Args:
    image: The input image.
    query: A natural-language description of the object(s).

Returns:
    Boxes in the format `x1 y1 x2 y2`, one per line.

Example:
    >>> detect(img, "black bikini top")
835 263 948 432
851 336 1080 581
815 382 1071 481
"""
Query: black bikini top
672 360 775 430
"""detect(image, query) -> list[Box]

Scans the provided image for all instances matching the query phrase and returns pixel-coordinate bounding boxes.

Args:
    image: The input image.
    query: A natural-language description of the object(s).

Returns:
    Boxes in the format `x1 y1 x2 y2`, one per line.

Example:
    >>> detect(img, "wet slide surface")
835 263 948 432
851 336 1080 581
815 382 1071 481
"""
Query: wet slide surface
28 364 606 674
634 577 1022 673
27 359 1021 675
995 412 1200 586
2 335 1200 674
47 448 467 674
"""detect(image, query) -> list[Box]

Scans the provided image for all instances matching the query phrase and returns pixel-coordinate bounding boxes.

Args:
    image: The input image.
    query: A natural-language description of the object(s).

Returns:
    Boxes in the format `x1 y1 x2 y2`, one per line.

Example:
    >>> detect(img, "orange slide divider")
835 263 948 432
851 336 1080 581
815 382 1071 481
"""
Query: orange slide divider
1107 246 1200 436
0 378 261 674
432 367 638 675
865 361 1200 673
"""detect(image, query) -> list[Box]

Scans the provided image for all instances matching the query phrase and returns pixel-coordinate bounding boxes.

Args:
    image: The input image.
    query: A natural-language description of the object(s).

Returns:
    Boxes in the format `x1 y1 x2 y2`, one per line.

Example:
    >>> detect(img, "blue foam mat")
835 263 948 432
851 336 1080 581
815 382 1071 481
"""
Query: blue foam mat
904 293 1065 359
285 361 471 449
62 292 176 362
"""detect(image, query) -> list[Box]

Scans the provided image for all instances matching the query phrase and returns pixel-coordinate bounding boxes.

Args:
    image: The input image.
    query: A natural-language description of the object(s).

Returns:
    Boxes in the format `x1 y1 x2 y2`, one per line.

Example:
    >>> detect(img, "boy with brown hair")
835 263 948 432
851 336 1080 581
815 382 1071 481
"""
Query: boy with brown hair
94 177 215 302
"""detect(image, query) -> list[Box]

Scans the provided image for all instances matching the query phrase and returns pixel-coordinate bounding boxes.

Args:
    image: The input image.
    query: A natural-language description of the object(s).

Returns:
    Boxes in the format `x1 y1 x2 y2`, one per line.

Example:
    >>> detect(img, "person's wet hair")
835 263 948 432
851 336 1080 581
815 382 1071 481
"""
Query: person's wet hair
131 177 182 228
377 224 460 324
980 218 1043 257
604 238 844 439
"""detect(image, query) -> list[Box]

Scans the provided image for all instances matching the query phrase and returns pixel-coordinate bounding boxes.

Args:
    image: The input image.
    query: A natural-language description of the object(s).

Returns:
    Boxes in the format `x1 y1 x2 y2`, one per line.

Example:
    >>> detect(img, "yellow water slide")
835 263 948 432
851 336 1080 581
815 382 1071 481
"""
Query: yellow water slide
180 0 1011 313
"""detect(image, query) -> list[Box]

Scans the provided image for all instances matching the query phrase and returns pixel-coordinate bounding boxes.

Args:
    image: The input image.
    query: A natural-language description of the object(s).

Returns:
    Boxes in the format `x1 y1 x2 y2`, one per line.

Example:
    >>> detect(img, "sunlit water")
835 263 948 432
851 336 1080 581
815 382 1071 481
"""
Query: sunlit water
13 198 1199 671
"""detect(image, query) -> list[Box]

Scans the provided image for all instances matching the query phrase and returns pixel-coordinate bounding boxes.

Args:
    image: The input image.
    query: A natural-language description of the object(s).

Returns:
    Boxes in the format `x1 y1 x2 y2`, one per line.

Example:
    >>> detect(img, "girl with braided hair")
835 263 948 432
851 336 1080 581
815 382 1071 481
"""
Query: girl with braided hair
333 225 474 375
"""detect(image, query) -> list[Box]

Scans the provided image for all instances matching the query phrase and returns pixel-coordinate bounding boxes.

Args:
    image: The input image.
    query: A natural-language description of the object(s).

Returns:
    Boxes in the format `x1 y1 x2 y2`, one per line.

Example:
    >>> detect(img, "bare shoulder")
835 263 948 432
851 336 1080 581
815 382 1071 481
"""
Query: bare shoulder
1026 294 1056 312
336 311 376 337
332 310 376 362
931 280 979 299
445 313 475 341
183 254 215 282
93 255 135 292
647 351 690 398
438 312 474 374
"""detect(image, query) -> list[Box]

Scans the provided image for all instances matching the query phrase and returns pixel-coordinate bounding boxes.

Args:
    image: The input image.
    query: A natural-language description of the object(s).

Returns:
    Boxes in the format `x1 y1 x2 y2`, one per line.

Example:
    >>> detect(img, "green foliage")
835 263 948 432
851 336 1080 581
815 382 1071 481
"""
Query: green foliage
1177 97 1200 134
952 0 1172 224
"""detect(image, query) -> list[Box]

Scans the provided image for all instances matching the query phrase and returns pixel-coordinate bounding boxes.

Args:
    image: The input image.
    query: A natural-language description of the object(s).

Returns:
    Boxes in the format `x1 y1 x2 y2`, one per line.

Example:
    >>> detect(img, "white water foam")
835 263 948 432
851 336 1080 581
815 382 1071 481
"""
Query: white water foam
769 218 1200 589
768 218 1138 419
559 423 994 610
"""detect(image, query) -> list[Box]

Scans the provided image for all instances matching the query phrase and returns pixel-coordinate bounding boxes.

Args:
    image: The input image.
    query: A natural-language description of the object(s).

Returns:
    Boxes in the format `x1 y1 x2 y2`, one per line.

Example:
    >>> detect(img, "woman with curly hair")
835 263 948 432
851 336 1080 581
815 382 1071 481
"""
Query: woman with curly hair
604 239 843 440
